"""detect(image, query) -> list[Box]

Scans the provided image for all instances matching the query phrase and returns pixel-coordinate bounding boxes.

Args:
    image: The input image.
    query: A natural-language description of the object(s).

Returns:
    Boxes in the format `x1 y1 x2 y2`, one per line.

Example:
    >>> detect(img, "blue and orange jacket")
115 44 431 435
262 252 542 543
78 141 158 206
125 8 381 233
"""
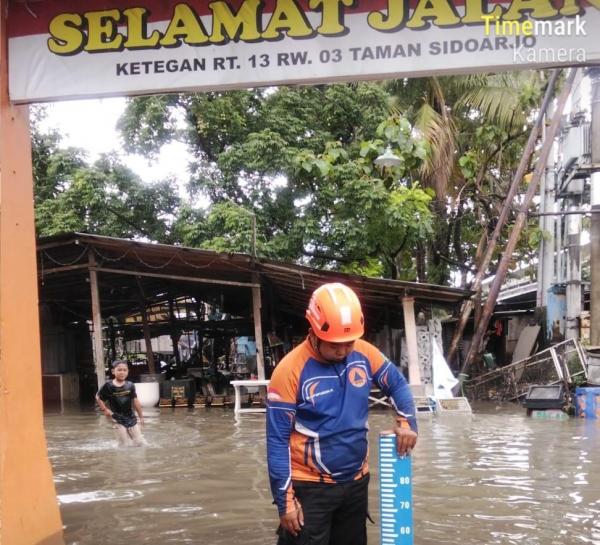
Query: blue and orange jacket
266 337 417 515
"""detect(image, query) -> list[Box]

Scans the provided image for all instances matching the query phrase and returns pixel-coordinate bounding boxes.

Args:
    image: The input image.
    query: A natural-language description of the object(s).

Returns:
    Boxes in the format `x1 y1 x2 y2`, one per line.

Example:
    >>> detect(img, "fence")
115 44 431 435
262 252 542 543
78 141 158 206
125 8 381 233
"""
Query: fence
464 338 588 402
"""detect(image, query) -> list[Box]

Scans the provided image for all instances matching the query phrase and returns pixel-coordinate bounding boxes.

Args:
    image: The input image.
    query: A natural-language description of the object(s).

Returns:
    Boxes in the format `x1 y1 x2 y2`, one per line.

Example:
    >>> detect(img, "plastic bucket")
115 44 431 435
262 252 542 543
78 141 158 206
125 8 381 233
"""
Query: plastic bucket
575 387 600 419
136 382 160 408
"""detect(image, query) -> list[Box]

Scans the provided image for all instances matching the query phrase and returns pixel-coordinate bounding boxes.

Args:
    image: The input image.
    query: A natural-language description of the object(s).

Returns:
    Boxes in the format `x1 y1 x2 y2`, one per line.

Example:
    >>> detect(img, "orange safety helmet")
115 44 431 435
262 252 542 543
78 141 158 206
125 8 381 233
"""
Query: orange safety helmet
306 283 364 342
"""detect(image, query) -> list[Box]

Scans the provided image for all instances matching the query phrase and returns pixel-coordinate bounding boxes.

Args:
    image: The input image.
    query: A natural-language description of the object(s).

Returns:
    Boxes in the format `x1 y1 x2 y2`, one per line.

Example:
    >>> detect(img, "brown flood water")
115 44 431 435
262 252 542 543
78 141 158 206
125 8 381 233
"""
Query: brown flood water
45 402 600 545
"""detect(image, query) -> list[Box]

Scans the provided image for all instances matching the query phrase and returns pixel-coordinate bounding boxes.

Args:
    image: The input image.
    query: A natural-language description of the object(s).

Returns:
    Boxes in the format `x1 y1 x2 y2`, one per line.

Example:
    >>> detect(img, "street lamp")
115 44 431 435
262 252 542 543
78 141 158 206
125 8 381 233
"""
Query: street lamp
374 145 402 168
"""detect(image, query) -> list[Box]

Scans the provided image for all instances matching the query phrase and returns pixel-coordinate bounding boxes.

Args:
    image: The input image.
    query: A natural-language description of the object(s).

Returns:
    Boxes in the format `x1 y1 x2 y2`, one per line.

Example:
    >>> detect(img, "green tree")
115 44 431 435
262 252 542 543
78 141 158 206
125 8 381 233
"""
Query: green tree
118 76 548 284
292 117 432 279
33 76 548 285
386 71 547 285
120 84 433 278
32 108 180 241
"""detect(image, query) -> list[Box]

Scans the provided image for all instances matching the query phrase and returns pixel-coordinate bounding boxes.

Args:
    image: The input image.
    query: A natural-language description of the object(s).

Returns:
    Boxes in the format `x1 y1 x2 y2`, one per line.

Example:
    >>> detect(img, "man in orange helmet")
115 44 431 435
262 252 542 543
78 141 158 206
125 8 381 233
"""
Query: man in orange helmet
266 282 418 545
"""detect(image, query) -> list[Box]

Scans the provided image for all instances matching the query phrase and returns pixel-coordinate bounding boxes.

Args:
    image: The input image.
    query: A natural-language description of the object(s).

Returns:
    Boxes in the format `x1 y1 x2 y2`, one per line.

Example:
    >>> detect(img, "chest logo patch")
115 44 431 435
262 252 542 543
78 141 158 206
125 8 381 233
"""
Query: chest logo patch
348 367 368 388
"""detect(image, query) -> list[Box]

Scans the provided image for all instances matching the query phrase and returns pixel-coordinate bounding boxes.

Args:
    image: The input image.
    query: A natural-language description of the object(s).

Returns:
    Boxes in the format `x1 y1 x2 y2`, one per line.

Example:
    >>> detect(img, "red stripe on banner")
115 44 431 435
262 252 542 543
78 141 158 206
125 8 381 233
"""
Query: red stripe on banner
7 0 512 38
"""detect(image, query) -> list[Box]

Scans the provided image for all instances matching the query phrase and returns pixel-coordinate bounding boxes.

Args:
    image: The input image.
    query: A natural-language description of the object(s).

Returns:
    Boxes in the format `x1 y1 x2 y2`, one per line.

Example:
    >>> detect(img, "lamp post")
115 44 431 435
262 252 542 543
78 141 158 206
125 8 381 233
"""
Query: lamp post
374 146 423 395
374 145 402 169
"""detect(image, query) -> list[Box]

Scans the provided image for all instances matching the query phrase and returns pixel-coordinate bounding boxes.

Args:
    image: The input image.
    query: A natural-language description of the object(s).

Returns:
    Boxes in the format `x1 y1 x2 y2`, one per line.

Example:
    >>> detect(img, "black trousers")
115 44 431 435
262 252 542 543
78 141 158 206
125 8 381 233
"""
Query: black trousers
276 474 369 545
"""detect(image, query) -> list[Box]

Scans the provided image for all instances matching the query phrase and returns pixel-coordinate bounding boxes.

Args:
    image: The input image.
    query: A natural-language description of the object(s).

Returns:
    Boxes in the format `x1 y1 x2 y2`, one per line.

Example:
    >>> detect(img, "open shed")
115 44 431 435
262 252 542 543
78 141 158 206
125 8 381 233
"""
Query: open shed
38 232 470 402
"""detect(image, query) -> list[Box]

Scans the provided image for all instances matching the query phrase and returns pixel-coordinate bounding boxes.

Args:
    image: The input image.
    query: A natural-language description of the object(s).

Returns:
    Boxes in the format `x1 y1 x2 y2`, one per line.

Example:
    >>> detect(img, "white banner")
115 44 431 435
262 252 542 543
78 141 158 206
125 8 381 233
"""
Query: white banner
7 0 600 103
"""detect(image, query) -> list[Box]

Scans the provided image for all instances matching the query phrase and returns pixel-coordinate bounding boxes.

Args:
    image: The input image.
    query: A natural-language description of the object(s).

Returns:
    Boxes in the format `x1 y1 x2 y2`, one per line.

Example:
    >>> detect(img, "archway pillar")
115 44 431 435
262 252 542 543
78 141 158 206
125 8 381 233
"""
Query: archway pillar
0 7 66 544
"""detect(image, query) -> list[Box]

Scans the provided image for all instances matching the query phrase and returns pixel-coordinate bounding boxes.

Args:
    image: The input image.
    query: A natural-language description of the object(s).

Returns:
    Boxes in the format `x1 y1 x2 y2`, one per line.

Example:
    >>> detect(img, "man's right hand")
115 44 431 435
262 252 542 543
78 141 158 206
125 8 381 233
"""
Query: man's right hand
279 499 304 536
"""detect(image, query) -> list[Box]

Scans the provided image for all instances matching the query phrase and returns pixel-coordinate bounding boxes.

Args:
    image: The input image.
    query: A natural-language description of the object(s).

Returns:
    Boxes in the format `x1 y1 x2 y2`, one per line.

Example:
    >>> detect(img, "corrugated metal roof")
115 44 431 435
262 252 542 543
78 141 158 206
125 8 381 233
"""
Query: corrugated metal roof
38 233 471 328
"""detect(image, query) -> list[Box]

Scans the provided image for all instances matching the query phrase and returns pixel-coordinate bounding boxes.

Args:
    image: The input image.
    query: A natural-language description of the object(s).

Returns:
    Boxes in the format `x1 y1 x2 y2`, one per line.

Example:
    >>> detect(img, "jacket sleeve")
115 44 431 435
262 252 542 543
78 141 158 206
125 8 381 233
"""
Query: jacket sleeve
361 341 418 433
266 362 299 516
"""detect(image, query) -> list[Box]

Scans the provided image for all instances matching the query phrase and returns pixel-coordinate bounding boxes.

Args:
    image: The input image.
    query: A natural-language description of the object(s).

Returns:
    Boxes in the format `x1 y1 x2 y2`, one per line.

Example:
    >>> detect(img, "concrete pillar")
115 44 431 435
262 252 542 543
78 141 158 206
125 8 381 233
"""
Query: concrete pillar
589 67 600 345
402 296 422 393
564 71 585 341
537 109 557 309
0 9 65 543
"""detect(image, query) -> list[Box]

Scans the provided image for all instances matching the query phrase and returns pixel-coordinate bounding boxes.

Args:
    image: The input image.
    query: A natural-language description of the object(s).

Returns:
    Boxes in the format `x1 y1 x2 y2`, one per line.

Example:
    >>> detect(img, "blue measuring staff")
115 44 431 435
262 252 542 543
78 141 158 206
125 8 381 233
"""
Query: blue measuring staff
378 434 413 545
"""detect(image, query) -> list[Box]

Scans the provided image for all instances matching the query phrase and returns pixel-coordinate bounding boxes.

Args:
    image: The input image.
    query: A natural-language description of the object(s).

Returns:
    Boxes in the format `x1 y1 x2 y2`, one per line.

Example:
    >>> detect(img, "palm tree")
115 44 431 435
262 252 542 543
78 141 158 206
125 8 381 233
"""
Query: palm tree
384 71 546 285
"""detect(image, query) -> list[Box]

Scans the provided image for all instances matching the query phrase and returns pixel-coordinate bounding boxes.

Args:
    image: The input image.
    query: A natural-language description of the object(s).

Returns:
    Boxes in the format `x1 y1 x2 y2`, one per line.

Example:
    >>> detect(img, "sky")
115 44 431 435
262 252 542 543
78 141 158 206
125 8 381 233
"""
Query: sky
40 97 191 198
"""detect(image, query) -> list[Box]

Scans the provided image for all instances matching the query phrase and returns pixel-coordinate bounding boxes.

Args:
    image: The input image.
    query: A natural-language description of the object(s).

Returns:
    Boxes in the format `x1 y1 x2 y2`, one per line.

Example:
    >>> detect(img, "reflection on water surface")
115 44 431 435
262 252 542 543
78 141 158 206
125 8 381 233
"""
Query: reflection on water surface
45 403 600 544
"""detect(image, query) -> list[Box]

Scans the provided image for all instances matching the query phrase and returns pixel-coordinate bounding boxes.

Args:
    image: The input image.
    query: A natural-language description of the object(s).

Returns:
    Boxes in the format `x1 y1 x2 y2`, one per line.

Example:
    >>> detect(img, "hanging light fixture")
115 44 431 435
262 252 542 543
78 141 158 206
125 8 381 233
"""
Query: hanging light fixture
374 145 402 168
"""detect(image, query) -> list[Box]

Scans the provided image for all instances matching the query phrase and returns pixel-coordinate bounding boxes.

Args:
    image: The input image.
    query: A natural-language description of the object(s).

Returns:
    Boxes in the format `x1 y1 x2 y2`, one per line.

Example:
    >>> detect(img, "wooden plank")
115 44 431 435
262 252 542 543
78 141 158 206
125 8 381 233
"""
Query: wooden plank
136 278 157 375
88 252 106 389
38 263 89 275
252 273 266 380
90 266 259 288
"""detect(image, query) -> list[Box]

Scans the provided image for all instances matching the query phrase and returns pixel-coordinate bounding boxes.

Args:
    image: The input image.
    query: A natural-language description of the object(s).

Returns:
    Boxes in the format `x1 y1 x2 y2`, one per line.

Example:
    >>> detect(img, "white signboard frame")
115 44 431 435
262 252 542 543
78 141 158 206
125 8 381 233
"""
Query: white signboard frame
7 0 600 103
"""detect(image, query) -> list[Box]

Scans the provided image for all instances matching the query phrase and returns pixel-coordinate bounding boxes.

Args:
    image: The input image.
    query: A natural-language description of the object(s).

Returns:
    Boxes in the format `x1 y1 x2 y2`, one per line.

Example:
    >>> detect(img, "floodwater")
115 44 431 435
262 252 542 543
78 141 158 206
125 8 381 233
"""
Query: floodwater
45 403 600 545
